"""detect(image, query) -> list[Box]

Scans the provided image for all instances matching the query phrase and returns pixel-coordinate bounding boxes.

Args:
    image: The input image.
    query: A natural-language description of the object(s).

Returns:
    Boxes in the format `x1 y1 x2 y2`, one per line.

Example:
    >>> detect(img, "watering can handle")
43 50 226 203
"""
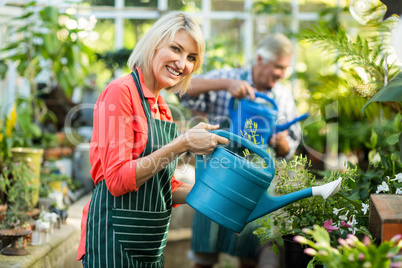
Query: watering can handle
228 92 278 112
212 129 275 176
254 92 278 111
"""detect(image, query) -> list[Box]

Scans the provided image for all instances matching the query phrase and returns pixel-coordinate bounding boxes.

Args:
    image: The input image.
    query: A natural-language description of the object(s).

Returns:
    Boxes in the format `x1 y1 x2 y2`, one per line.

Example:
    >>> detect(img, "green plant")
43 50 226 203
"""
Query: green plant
39 171 75 198
294 225 402 268
202 37 245 73
0 160 35 227
362 72 402 159
297 7 401 157
0 96 46 165
40 132 58 149
298 17 400 100
345 115 402 201
253 155 366 254
0 1 94 98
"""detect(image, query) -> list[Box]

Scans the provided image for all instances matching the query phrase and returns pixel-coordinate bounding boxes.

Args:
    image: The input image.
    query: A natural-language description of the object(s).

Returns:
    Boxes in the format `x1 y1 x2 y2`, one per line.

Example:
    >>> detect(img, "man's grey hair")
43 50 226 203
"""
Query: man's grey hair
254 33 293 65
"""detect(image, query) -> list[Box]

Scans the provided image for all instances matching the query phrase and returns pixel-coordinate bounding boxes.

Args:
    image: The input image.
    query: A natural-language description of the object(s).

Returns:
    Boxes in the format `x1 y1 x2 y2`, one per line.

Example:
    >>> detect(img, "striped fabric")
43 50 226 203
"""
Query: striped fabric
85 70 178 267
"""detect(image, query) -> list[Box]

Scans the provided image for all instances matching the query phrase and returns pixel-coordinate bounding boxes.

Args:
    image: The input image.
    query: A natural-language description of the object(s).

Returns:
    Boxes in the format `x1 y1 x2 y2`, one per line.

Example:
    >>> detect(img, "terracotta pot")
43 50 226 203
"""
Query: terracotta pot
0 204 7 221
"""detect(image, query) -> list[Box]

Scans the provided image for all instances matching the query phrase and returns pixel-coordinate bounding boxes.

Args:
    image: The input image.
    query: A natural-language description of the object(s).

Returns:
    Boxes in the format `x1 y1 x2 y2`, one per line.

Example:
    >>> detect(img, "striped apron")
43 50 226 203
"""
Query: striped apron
85 70 178 268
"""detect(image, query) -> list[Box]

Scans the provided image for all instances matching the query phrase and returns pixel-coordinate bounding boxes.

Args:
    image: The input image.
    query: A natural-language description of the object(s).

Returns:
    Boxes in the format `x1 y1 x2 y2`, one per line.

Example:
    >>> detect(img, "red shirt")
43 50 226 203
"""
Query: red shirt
77 68 184 260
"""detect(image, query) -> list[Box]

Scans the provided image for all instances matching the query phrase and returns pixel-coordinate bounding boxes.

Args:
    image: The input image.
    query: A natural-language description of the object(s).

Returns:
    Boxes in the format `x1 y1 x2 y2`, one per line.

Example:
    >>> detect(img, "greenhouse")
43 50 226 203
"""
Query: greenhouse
0 0 401 267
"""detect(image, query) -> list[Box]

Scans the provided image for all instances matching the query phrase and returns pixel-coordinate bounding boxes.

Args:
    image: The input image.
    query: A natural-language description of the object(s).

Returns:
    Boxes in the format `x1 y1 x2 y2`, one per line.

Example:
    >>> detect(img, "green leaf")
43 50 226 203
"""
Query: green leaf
370 129 378 148
395 113 402 132
29 124 42 138
362 72 402 114
387 133 399 145
1 42 20 52
277 237 284 247
307 258 315 268
40 6 59 25
272 244 279 255
399 132 402 160
13 11 34 20
43 33 58 56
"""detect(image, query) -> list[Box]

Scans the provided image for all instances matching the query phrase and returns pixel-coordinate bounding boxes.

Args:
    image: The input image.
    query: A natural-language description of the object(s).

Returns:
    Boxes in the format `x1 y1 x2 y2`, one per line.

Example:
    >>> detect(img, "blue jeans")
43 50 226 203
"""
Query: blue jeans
82 254 87 268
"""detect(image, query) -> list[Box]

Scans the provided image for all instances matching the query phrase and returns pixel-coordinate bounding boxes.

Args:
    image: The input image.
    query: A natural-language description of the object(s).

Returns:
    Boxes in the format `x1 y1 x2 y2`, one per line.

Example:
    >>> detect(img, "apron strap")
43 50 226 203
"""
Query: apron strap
131 70 153 119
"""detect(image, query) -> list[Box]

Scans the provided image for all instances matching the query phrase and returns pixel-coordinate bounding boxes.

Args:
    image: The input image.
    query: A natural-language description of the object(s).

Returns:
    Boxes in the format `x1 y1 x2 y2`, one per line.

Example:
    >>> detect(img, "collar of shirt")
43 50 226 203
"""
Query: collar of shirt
137 68 172 121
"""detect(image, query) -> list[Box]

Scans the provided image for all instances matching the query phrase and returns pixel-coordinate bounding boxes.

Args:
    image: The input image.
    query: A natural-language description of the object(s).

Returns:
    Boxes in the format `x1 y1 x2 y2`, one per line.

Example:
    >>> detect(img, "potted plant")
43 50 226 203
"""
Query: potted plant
253 155 369 267
0 159 36 227
39 170 73 210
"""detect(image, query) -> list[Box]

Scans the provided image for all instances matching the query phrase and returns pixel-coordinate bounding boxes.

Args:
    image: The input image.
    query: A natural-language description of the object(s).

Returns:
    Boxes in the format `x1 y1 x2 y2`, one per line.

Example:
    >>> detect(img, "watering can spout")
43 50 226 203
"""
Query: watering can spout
246 177 343 223
276 113 309 132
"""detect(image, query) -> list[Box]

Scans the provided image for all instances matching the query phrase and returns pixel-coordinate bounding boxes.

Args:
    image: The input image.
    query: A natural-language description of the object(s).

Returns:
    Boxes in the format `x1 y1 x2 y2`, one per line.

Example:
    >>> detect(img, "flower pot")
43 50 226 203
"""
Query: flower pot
0 204 7 221
49 180 68 195
283 235 323 268
11 147 44 207
43 147 63 161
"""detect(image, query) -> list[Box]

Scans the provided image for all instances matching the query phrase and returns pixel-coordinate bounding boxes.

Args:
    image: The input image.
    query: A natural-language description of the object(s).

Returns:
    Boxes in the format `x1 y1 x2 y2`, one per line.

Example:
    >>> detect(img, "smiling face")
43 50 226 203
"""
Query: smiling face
253 54 291 91
147 30 198 93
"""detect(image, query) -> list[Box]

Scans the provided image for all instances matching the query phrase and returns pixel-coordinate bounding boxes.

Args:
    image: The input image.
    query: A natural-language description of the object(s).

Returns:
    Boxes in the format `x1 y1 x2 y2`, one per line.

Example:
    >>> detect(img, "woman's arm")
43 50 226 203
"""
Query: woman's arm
172 183 193 205
135 122 228 188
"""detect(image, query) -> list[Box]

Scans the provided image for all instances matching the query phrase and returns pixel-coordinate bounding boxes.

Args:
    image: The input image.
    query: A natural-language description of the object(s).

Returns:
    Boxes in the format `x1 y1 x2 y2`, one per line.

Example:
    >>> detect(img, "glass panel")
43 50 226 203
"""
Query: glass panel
299 1 331 13
125 0 158 8
81 0 114 6
211 0 244 11
253 16 292 44
85 18 115 52
203 19 245 71
168 0 201 11
124 19 157 49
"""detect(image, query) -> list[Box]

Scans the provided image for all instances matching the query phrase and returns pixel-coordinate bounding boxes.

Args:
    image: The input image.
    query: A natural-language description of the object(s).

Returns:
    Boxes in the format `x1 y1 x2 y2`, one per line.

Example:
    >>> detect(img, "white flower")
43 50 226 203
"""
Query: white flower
333 207 344 215
396 188 402 195
361 203 369 215
391 173 402 183
288 218 293 230
347 215 358 234
376 181 389 194
339 211 349 221
372 152 381 164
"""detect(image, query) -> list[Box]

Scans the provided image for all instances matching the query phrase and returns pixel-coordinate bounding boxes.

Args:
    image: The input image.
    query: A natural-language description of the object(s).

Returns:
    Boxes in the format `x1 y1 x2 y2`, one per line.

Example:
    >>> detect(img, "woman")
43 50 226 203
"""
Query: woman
77 13 228 267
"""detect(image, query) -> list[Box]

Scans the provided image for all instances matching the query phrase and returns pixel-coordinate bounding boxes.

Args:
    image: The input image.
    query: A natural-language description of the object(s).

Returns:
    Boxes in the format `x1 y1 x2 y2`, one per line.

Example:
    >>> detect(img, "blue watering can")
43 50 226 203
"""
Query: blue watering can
186 130 342 233
228 92 309 145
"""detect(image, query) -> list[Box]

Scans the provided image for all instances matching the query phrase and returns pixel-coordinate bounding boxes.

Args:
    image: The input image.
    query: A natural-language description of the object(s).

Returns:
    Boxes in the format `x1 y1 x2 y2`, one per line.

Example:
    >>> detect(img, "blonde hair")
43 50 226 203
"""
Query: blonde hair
127 13 205 94
254 33 293 64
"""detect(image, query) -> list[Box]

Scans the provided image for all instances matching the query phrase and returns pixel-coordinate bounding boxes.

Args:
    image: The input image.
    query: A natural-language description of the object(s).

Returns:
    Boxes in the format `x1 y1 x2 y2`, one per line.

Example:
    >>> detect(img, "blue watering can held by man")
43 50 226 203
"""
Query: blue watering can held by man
228 92 309 146
186 130 342 233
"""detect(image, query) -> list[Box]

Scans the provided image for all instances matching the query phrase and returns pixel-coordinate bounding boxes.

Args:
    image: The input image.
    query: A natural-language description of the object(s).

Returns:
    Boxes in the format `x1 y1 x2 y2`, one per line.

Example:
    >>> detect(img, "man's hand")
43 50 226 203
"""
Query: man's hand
269 130 290 157
227 80 256 100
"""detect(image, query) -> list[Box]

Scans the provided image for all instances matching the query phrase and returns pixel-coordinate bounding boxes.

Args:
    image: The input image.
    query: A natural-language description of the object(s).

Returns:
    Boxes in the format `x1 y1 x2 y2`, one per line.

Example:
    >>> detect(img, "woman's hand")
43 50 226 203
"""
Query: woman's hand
183 122 229 155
